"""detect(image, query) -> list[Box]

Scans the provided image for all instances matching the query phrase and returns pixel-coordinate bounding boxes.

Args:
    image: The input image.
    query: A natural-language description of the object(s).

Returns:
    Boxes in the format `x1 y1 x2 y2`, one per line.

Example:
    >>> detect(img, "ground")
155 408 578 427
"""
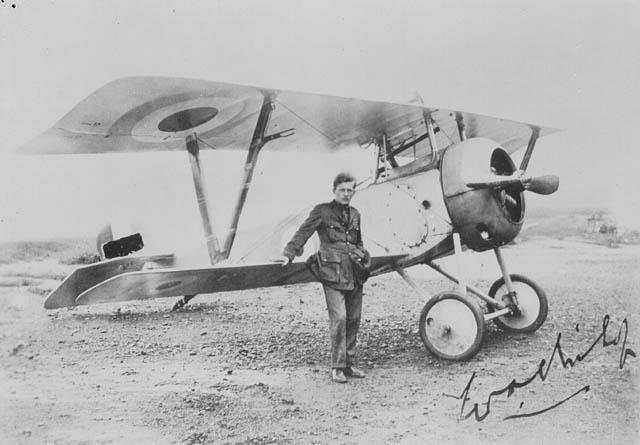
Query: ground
1 236 639 444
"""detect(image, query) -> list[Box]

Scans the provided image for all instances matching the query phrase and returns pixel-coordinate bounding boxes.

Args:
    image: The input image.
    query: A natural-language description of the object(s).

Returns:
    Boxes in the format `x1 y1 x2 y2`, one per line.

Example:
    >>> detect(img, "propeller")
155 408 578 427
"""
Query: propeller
467 173 559 195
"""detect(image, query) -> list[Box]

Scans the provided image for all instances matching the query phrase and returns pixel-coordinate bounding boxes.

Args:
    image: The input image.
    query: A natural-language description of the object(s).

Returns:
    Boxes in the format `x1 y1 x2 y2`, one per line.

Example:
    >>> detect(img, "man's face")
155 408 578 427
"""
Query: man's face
333 181 356 205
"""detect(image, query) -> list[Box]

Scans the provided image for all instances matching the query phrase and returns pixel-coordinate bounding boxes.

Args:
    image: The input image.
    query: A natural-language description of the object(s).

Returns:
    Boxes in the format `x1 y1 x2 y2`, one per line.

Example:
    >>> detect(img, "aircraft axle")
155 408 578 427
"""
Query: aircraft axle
483 307 512 321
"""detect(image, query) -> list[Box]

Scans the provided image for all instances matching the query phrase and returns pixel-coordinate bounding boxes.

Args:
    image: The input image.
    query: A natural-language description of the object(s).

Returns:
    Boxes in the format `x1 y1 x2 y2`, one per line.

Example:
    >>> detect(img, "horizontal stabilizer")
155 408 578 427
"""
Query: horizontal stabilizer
44 254 176 309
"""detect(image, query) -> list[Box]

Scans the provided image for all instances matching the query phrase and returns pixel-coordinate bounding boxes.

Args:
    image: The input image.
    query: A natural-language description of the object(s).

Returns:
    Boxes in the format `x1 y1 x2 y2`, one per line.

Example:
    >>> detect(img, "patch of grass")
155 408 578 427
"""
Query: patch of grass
27 286 52 296
59 251 101 265
0 240 66 264
520 212 590 240
0 237 96 265
0 268 68 280
0 277 34 287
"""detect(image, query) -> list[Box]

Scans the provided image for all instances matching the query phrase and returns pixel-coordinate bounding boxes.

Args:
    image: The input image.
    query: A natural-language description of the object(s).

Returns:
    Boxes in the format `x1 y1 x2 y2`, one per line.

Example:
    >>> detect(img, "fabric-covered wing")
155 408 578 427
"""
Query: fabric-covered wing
74 255 405 307
20 76 558 156
76 262 315 306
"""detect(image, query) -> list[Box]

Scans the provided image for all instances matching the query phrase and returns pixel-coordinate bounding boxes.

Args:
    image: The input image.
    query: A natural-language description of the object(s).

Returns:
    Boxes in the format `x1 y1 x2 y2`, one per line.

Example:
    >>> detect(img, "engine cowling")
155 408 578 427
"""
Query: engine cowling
440 138 524 251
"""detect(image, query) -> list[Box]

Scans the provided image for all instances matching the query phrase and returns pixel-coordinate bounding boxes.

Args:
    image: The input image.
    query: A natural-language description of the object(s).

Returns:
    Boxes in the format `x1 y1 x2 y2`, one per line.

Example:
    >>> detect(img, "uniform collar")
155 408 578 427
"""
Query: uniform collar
331 200 350 210
332 200 351 226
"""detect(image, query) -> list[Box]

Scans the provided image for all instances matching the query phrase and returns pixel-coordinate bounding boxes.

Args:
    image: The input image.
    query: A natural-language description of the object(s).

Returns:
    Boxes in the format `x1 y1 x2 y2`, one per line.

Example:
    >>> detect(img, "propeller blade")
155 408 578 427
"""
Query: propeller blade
466 176 523 190
467 173 559 195
525 175 559 195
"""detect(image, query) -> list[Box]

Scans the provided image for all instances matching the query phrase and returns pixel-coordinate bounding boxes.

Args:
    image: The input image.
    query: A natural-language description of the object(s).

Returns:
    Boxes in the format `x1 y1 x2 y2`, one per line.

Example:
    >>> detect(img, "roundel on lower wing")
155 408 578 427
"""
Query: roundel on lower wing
157 107 219 132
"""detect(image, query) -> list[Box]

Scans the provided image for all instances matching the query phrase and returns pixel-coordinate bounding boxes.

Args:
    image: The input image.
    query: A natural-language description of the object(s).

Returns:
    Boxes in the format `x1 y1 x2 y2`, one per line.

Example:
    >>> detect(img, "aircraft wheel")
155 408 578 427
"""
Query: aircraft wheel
487 274 548 333
419 291 485 361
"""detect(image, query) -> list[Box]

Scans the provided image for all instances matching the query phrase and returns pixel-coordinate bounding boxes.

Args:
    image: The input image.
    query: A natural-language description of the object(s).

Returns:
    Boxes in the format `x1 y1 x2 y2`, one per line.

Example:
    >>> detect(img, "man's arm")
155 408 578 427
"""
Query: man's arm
282 205 322 261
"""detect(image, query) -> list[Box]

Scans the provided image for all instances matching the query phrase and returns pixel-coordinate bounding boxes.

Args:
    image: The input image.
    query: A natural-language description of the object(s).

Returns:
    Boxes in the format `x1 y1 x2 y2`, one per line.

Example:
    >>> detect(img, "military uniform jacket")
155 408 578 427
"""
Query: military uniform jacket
283 200 370 290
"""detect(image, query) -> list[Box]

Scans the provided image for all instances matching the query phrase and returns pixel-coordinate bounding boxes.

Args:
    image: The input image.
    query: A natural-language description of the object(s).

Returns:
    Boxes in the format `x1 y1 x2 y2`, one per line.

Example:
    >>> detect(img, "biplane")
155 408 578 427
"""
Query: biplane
20 76 560 360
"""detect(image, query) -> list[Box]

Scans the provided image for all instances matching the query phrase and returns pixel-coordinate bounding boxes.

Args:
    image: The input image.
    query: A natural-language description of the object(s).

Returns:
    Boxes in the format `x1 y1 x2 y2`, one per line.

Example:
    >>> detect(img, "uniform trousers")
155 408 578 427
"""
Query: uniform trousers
322 284 363 369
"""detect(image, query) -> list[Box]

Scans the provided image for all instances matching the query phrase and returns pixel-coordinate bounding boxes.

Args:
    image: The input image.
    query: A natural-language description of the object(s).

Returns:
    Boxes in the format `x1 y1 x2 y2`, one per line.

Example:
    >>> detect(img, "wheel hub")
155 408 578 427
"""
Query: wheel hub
505 302 522 318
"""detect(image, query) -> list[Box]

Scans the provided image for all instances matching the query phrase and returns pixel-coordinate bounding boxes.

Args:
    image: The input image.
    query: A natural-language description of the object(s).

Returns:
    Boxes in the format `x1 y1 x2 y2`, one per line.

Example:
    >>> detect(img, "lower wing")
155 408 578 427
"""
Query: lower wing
45 255 406 308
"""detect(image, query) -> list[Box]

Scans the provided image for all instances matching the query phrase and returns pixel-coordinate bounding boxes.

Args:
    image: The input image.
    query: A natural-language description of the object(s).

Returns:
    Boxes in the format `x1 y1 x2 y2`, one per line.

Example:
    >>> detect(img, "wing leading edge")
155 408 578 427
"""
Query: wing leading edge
20 76 559 156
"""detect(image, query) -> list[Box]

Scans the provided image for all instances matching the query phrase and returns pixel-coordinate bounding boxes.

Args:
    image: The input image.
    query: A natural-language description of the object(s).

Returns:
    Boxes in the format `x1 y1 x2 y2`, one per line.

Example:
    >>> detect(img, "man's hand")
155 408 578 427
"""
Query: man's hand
272 255 292 266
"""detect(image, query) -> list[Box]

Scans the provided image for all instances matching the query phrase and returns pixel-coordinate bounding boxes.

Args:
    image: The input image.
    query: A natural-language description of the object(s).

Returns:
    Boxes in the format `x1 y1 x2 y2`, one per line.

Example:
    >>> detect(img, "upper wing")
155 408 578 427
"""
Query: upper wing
20 76 558 156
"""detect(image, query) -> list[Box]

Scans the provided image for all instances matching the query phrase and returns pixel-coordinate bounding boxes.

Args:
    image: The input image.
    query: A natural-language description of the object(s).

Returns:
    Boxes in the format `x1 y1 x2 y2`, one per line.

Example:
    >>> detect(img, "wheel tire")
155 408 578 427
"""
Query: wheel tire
419 291 486 361
487 274 548 333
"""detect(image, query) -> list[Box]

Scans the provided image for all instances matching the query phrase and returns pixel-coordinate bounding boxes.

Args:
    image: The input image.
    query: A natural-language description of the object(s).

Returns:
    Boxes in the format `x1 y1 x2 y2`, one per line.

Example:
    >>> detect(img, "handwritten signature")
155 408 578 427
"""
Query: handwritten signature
448 314 636 421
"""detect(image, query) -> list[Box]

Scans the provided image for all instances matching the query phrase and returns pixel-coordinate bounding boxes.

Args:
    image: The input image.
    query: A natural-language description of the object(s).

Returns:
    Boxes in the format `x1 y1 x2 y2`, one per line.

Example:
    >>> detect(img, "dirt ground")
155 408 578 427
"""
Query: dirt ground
1 237 639 444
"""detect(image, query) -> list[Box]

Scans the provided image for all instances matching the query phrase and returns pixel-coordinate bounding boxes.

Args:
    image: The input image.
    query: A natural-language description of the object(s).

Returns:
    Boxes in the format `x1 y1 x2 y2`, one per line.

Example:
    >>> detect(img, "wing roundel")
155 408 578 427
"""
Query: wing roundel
20 77 266 154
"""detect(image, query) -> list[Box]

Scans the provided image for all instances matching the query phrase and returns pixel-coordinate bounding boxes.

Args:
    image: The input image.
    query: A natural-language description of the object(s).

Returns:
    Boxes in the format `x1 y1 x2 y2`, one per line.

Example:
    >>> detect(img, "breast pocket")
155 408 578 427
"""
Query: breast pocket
347 219 360 244
326 223 344 242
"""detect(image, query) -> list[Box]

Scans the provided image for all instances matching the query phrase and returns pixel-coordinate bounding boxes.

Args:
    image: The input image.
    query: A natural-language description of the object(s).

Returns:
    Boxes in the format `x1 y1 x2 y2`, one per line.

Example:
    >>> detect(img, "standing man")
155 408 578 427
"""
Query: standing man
279 172 371 383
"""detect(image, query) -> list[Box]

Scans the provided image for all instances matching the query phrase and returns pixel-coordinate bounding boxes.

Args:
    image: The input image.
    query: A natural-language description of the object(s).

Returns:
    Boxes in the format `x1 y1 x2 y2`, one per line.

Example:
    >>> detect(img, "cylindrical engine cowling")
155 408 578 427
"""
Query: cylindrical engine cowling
440 138 525 251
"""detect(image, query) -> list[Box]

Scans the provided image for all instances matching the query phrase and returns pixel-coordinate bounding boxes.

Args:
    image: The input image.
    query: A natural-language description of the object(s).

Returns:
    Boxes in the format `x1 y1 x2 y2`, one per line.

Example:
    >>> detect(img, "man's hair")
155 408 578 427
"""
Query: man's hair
333 172 356 190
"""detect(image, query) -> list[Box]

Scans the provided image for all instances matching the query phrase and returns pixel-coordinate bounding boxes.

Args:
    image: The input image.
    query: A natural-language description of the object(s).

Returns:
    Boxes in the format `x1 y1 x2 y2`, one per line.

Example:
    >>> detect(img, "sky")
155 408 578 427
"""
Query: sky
0 0 639 246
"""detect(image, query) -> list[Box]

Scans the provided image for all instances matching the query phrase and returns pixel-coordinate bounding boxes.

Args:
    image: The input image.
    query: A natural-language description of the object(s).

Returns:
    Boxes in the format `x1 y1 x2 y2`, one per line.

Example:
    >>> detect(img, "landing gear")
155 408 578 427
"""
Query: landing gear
398 244 548 361
487 274 548 332
419 291 485 361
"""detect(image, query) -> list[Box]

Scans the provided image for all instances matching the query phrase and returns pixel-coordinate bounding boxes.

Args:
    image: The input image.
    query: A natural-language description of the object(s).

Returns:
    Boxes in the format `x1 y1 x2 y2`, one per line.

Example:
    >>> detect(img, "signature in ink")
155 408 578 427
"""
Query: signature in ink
447 314 636 422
